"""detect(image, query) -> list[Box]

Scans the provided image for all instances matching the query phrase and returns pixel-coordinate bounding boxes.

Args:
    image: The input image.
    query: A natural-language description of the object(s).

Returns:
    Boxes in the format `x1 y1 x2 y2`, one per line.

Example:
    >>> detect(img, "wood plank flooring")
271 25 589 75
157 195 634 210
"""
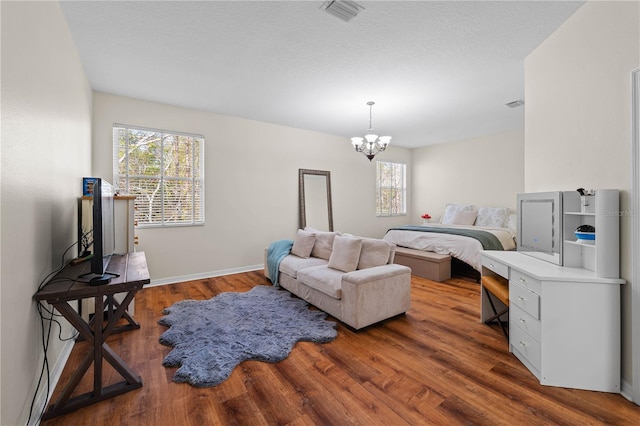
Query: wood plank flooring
40 271 640 425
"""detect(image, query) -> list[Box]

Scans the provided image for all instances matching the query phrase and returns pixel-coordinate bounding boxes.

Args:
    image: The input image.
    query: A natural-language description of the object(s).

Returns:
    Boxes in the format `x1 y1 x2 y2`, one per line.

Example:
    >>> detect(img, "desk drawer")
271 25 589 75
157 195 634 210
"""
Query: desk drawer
510 324 541 373
510 281 540 320
481 256 509 278
510 269 541 294
510 304 541 341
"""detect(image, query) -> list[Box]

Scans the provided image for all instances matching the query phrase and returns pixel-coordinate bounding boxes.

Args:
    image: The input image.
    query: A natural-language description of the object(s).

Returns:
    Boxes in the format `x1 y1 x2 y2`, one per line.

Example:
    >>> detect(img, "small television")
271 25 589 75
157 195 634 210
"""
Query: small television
516 191 563 266
80 178 119 285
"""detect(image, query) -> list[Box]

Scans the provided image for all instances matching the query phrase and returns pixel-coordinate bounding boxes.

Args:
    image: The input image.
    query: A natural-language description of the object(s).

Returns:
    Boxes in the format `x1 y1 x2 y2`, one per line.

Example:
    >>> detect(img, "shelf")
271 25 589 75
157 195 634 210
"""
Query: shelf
564 240 596 248
562 189 619 278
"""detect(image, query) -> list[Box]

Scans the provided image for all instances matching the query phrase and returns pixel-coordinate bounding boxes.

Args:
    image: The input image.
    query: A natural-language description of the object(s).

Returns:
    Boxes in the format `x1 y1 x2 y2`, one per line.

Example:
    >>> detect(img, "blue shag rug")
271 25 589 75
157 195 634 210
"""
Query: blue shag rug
158 285 337 387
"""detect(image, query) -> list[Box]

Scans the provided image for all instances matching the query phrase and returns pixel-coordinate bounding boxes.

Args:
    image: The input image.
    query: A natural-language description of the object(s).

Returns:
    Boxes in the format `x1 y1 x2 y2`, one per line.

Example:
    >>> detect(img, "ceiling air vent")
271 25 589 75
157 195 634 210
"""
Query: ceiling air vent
320 1 364 22
506 99 525 108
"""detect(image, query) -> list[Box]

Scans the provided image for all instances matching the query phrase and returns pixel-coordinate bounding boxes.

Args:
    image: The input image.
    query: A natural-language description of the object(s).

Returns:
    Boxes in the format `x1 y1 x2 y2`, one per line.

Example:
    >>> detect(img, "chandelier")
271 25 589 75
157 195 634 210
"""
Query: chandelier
350 101 391 161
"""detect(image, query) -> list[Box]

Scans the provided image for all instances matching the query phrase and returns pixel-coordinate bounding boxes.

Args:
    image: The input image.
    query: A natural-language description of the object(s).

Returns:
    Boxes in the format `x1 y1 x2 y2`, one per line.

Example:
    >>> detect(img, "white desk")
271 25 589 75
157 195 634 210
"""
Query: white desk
481 250 625 393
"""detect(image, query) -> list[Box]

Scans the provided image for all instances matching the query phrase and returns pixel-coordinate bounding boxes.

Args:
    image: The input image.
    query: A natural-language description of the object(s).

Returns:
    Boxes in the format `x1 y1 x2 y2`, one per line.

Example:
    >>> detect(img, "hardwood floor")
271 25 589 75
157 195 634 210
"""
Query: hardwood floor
41 271 640 425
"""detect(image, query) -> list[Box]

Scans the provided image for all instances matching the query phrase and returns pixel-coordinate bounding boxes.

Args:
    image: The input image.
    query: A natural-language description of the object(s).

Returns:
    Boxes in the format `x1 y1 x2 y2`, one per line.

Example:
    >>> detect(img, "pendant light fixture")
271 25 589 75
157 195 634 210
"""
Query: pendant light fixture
350 101 391 161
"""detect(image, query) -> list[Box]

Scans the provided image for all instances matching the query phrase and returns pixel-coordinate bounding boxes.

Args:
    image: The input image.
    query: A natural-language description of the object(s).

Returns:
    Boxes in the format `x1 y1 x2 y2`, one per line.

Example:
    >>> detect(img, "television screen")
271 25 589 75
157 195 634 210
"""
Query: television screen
80 178 119 285
517 191 563 265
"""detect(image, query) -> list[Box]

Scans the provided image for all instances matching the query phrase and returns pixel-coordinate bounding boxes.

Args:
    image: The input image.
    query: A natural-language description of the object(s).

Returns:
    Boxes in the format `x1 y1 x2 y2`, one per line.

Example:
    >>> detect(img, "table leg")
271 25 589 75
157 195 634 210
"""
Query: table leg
41 292 142 420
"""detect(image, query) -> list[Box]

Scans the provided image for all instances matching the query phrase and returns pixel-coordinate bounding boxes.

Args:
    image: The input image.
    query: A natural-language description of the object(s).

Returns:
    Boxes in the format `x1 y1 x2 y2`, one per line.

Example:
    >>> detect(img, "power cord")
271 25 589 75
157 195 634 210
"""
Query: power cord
27 234 86 425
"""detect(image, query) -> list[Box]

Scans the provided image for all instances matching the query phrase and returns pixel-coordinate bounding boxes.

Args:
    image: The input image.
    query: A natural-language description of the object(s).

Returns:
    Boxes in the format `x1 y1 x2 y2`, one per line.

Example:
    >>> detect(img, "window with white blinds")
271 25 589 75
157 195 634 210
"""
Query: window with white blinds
376 161 407 217
113 124 204 227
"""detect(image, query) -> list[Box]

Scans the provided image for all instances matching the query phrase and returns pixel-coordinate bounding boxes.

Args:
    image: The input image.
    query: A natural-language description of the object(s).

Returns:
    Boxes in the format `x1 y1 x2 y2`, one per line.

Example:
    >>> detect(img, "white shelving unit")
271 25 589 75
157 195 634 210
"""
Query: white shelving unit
562 189 619 278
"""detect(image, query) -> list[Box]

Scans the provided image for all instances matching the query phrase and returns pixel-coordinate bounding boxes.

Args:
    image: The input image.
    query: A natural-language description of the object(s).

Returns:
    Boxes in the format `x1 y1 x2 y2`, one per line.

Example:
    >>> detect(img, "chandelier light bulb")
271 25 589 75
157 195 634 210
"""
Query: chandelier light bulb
378 136 392 147
365 134 378 143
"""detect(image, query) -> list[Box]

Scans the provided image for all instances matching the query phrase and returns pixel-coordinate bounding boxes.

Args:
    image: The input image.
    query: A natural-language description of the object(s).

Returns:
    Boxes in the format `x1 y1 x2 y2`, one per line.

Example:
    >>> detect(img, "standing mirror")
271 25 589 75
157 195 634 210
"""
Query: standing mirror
299 169 333 231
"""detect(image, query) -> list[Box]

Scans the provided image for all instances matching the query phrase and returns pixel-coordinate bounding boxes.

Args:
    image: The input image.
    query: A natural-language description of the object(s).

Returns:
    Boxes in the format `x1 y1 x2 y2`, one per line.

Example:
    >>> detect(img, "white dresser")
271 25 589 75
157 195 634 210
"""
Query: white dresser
481 250 624 392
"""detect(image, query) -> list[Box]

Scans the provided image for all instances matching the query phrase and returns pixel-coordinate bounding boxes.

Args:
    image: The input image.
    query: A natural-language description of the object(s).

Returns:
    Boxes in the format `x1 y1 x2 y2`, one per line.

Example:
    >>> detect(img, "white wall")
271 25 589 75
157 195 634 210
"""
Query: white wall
525 0 640 394
92 93 412 282
411 129 525 222
0 1 93 424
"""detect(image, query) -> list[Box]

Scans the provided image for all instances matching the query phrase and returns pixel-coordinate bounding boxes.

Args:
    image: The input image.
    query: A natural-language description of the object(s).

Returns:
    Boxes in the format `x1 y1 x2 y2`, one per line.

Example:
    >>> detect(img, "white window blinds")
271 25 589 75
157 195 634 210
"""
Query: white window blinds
113 124 205 227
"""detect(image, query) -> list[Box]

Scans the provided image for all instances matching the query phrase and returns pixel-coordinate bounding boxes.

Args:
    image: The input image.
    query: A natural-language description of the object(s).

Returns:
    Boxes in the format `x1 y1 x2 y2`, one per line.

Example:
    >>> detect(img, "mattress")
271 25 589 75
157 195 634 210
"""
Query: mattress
383 224 516 272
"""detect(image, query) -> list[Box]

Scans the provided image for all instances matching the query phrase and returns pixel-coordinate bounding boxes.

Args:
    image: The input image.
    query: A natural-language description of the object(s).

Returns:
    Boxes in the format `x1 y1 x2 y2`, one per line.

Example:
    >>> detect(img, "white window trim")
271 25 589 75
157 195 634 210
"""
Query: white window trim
113 123 205 227
376 160 407 217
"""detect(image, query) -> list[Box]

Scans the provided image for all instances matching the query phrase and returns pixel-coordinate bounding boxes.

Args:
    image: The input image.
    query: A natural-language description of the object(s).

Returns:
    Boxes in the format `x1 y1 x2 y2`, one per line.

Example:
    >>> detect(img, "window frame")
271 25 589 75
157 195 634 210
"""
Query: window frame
113 124 205 228
376 160 407 217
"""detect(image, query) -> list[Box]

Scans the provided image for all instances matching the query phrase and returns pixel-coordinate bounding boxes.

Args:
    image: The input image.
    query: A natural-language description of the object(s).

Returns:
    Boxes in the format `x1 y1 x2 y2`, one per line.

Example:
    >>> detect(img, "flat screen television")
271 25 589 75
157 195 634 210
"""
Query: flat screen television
80 178 119 285
516 191 563 266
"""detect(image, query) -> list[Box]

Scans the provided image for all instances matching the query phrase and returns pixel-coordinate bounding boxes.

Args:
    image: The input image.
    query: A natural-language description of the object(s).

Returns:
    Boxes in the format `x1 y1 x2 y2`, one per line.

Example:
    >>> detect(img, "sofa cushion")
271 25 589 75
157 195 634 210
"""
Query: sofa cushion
328 235 363 273
297 265 344 299
279 255 327 278
309 230 338 260
291 229 316 258
357 238 394 270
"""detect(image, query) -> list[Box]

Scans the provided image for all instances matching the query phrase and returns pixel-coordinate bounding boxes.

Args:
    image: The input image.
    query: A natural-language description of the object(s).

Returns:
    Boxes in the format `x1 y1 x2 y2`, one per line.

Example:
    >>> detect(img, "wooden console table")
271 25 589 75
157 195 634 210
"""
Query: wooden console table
34 252 150 419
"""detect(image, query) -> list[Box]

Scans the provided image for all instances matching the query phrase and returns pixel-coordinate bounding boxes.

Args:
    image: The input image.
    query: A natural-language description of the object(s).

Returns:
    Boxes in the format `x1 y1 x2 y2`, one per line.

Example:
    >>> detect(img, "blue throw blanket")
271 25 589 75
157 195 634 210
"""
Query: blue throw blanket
266 239 293 286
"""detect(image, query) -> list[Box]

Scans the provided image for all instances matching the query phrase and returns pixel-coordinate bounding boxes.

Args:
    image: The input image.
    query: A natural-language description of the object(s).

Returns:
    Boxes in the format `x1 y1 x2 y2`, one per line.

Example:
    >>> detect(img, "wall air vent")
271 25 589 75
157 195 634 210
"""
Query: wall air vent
320 0 364 22
506 99 525 108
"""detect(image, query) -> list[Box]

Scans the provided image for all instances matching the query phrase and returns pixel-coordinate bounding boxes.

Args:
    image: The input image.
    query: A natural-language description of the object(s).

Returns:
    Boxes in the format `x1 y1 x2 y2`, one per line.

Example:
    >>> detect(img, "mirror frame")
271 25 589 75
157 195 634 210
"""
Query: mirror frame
299 169 334 232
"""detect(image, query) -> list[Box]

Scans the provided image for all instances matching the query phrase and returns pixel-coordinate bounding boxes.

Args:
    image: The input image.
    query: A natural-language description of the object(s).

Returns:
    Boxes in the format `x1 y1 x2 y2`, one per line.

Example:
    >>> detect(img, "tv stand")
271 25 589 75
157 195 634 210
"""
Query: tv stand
34 252 150 419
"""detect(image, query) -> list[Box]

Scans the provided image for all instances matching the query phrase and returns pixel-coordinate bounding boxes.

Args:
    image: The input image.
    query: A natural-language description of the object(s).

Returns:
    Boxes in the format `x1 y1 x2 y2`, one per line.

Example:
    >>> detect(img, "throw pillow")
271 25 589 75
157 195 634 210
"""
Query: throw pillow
311 231 338 260
328 235 363 272
357 238 393 270
291 229 316 258
441 204 475 224
475 207 511 228
451 210 478 226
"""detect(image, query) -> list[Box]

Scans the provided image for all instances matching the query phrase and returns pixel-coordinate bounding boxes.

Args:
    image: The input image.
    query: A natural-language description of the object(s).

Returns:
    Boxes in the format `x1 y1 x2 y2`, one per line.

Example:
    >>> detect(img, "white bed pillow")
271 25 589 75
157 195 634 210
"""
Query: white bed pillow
328 235 363 272
451 210 478 225
441 204 475 225
291 229 316 258
476 207 511 228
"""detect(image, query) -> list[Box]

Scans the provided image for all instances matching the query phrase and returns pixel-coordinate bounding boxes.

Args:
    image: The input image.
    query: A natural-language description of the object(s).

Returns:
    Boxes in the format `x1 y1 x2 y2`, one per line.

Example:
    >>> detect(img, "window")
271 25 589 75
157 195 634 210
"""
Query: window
376 161 406 216
113 124 204 227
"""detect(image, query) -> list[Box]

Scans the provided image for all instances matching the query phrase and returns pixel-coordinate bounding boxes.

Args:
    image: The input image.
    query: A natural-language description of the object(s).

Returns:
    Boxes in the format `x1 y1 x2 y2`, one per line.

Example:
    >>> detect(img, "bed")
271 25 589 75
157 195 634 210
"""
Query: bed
383 204 517 279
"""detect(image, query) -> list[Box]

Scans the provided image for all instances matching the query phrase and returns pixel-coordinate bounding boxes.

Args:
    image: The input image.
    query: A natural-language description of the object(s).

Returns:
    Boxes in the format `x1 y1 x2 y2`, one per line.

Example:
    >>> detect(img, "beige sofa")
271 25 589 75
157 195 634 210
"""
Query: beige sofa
266 229 412 330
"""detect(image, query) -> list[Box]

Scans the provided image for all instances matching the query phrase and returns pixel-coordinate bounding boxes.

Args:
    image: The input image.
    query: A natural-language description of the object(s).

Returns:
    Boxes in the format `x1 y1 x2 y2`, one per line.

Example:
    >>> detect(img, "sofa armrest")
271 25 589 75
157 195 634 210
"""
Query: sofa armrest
342 264 411 285
340 264 411 330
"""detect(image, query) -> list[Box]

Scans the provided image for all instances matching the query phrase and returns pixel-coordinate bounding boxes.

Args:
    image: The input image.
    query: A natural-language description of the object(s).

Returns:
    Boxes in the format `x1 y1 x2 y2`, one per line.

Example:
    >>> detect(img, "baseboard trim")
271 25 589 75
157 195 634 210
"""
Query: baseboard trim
27 338 75 426
621 378 634 402
145 264 265 287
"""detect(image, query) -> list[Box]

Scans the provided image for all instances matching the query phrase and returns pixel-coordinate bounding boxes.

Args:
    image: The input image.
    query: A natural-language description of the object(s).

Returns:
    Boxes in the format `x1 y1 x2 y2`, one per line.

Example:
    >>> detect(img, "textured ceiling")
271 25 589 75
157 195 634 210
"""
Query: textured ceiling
59 1 584 148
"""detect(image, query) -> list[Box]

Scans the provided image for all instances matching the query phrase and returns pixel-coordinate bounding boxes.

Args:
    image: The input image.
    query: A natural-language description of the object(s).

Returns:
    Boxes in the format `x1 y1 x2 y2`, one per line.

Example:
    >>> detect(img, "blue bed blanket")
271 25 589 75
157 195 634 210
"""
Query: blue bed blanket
266 239 293 286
